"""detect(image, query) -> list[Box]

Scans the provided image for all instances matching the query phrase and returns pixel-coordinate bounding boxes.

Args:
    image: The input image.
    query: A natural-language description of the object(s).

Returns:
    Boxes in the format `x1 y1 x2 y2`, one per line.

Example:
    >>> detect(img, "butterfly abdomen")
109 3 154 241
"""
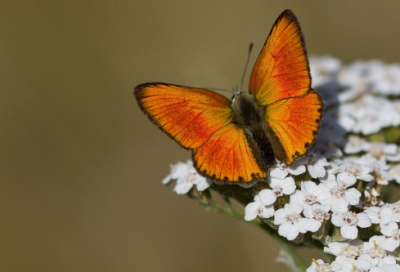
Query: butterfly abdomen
232 93 276 172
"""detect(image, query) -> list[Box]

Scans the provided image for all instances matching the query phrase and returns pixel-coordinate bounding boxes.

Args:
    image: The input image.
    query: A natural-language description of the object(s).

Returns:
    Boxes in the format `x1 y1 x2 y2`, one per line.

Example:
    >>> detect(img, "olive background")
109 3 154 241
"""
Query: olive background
1 1 400 271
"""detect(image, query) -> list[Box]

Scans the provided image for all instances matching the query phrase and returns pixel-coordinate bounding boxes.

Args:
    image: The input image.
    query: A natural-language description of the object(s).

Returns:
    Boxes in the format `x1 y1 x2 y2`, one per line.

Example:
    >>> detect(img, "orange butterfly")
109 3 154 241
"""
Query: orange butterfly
134 10 323 185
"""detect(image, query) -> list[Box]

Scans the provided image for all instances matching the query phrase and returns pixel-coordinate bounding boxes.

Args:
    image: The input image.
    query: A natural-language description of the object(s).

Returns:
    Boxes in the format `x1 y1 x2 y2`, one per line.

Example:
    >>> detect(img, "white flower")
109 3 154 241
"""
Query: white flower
344 135 371 154
306 153 330 178
244 195 274 221
335 255 371 272
270 159 307 179
324 241 362 259
369 63 400 96
337 61 369 93
331 211 371 239
337 95 396 135
303 205 331 232
380 201 400 225
306 259 340 272
290 181 325 218
365 206 382 224
318 175 361 213
366 142 398 161
274 203 307 240
336 158 373 183
381 222 400 252
359 236 396 268
361 156 391 185
163 160 210 194
258 176 296 206
370 264 400 272
310 55 341 87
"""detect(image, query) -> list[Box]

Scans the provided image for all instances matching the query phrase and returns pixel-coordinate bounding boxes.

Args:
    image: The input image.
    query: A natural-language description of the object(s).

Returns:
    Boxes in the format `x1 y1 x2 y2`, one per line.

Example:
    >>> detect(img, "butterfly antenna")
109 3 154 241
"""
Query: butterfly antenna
240 43 254 93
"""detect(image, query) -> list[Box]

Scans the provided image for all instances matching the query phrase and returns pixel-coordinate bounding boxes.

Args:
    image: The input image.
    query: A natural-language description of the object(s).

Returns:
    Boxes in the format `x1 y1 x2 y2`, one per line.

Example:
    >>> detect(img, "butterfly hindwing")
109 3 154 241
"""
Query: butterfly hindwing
134 83 267 183
193 123 267 183
249 9 310 105
265 89 323 164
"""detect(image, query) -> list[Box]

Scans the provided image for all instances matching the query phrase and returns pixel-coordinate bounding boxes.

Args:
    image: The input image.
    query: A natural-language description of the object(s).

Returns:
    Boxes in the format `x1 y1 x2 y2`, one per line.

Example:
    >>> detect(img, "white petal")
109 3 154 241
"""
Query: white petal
331 198 350 213
173 180 193 194
337 172 356 187
302 181 316 194
295 219 308 233
371 235 387 247
381 238 400 252
303 218 321 232
285 203 303 215
269 177 284 188
196 178 210 191
270 167 288 179
365 206 381 224
319 179 337 191
258 189 277 206
303 206 313 218
341 224 358 239
370 267 384 272
171 162 190 179
359 254 377 266
380 207 394 225
261 205 275 219
344 188 361 205
357 213 372 228
279 222 299 240
290 190 305 204
392 212 400 222
381 256 396 266
309 182 323 196
331 213 345 227
381 222 398 236
274 208 287 225
317 192 332 205
288 164 306 176
308 164 326 178
161 174 172 185
355 259 371 271
244 202 260 221
384 144 398 155
282 177 296 195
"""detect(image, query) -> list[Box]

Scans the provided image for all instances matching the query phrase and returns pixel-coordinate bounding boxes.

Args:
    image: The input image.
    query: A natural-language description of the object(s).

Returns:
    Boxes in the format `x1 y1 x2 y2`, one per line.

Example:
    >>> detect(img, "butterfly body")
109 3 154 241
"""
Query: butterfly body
231 92 276 172
135 10 324 185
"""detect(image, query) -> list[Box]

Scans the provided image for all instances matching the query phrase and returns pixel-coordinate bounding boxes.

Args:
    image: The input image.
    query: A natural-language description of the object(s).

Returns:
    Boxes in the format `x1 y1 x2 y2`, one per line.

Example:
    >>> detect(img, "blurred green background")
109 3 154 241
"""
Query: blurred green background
1 1 400 271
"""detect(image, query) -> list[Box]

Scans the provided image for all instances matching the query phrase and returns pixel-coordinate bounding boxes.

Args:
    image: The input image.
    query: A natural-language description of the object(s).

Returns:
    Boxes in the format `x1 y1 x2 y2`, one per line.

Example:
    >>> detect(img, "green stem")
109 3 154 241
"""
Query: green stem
206 198 308 272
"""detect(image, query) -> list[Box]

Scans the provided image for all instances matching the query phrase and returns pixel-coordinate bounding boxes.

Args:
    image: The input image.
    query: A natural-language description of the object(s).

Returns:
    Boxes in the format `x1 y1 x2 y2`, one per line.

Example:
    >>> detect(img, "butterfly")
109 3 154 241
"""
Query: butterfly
134 9 323 185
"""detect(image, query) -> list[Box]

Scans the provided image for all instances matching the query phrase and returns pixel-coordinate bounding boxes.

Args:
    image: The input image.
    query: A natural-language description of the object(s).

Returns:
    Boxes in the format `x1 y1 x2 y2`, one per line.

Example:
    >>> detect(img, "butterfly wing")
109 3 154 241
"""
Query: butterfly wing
249 9 310 105
249 10 324 164
134 83 266 183
265 89 323 164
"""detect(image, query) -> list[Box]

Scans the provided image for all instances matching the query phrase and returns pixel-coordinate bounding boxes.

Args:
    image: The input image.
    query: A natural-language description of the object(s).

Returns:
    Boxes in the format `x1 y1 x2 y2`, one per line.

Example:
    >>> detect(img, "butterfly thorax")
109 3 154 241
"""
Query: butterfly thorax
231 92 276 172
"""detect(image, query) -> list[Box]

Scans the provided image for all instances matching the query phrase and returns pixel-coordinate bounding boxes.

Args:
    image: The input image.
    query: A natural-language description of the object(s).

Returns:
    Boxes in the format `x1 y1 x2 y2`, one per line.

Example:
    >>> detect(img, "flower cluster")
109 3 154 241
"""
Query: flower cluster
162 160 210 194
309 236 400 272
161 56 400 271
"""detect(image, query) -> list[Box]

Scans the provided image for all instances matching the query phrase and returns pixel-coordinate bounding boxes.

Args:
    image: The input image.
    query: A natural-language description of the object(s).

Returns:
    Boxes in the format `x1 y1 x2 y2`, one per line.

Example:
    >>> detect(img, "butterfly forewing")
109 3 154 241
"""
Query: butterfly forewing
249 9 311 105
135 83 233 149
